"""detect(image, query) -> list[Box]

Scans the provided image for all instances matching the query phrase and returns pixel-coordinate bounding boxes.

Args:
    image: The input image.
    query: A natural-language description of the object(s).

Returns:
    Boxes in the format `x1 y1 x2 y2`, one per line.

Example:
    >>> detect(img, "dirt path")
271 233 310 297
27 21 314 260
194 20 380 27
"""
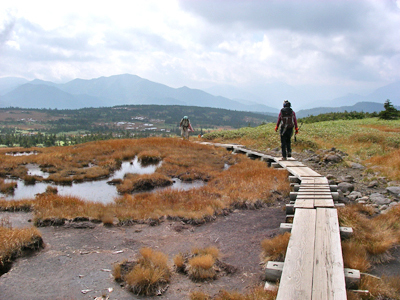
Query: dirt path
0 206 286 300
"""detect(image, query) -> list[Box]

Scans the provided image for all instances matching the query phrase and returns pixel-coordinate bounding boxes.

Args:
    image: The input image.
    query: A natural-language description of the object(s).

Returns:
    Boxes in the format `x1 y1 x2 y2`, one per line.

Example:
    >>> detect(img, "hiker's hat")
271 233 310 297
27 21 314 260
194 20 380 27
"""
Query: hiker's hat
183 116 188 119
283 100 291 107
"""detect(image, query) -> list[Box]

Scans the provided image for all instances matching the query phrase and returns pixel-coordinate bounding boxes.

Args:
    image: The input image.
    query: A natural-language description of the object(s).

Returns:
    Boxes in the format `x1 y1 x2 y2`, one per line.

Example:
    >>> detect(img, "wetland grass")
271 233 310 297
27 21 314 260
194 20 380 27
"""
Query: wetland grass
113 247 171 296
0 179 17 194
260 232 291 264
189 287 278 300
117 173 173 194
0 223 43 275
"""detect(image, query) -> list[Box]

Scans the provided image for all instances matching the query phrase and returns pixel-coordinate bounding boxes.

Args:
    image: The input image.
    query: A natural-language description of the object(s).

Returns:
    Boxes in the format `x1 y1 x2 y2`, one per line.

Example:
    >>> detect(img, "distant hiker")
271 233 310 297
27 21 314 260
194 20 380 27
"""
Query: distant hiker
275 100 298 160
179 116 193 140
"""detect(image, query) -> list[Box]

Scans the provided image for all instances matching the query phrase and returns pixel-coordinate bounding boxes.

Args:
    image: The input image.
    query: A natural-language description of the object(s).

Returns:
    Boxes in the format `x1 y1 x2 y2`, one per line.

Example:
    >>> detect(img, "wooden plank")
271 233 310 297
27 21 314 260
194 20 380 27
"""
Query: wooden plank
278 160 306 167
312 208 347 300
296 195 333 199
298 186 331 190
301 177 329 184
287 167 322 177
296 191 333 196
314 199 335 208
294 199 314 208
276 209 316 300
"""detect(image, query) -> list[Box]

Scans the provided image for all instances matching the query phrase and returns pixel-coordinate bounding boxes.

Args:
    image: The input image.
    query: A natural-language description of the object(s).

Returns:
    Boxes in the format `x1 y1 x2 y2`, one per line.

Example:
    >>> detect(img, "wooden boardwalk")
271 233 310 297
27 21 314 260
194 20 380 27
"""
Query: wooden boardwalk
199 143 349 300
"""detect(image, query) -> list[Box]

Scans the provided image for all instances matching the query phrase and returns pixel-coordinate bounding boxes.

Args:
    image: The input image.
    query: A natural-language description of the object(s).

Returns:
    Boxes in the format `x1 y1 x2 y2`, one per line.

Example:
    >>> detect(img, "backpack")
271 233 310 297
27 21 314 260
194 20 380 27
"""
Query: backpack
280 107 294 128
181 118 189 128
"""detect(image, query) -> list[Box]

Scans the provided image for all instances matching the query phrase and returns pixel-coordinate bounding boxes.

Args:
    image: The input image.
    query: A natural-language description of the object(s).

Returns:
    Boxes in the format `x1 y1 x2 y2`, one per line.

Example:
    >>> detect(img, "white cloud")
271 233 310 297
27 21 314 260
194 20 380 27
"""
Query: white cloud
0 0 399 102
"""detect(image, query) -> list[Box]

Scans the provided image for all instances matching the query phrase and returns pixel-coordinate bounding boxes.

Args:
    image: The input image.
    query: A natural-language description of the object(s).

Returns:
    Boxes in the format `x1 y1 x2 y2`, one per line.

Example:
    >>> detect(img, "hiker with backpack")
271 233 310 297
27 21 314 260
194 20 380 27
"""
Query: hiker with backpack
275 100 299 160
179 116 193 140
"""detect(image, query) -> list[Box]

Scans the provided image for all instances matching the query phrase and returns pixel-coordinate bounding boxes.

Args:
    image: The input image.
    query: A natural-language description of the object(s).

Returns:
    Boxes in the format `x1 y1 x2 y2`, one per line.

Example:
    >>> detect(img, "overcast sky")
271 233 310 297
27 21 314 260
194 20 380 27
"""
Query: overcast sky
1 0 400 104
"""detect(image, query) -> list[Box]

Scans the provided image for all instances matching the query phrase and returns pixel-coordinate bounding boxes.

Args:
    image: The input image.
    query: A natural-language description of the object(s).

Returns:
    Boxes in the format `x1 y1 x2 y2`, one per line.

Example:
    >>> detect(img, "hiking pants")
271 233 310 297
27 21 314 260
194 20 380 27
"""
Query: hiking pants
181 127 189 139
280 127 293 158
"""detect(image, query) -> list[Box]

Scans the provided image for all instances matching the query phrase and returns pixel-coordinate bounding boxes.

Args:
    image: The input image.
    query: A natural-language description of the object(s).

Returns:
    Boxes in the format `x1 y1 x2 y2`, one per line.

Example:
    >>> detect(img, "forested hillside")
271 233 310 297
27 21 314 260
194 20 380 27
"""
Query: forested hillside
0 105 275 147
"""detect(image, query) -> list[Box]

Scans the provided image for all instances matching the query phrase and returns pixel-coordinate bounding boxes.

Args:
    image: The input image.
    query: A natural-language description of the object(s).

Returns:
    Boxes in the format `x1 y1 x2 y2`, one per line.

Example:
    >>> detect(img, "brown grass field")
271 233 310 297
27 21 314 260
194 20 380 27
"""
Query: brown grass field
0 137 290 225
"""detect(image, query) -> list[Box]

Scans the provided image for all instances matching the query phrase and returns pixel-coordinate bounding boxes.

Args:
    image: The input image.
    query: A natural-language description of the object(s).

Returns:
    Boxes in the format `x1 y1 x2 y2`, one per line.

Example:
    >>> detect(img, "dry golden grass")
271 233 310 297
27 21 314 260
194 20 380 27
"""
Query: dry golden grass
137 150 162 165
341 240 371 272
338 204 400 269
173 253 185 272
0 225 43 273
113 158 289 224
190 287 278 300
33 194 106 224
0 178 18 194
187 254 216 281
213 286 278 300
367 148 400 180
260 232 291 264
117 173 173 194
192 246 220 259
0 198 33 212
346 275 400 300
116 247 171 296
190 291 211 300
1 137 290 225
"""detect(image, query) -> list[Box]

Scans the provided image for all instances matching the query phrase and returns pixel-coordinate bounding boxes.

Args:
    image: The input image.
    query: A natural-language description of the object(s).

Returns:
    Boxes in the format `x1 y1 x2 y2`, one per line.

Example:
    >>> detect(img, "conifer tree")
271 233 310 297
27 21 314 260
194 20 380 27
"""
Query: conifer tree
379 99 399 120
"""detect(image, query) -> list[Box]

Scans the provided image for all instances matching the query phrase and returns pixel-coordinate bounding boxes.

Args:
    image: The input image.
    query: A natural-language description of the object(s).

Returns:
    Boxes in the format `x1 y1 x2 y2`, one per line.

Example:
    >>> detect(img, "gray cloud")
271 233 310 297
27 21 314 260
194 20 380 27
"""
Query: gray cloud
1 0 399 102
178 0 370 34
0 13 16 45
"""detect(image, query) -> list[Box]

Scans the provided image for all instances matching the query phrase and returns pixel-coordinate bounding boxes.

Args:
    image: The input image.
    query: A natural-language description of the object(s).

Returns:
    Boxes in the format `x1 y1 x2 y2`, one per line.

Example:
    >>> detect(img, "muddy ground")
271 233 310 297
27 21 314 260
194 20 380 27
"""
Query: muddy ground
0 205 286 300
1 148 400 300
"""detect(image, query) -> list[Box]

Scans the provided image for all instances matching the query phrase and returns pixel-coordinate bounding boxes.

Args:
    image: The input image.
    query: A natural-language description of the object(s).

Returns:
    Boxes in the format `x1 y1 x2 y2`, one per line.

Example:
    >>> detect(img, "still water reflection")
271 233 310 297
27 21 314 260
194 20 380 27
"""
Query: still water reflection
2 158 205 204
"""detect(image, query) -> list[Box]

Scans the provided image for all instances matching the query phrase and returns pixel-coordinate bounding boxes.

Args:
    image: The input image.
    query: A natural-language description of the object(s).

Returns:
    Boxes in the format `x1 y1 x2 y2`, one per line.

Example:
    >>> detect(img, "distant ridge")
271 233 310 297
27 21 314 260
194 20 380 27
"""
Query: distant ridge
1 75 399 114
0 74 278 113
296 101 397 118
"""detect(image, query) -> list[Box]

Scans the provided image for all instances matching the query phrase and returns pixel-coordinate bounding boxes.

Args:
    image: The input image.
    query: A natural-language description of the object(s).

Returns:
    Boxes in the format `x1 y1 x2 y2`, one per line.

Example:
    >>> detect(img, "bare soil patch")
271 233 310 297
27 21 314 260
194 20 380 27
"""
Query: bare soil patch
0 206 286 300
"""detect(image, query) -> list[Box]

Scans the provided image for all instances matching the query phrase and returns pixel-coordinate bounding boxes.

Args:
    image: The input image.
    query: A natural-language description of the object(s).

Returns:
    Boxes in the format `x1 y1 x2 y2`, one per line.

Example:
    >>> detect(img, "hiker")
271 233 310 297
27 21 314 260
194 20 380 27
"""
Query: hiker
275 100 299 160
179 116 193 140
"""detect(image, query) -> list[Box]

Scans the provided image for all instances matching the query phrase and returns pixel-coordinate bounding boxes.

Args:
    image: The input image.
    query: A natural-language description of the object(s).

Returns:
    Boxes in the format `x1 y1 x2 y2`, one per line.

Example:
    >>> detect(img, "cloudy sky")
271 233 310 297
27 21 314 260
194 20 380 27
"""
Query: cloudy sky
1 0 400 106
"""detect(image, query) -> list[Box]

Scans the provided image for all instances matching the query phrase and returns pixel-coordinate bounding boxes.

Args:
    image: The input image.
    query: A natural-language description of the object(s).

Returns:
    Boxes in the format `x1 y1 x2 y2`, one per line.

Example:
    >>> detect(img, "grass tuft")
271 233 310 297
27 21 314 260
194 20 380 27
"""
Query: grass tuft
260 232 291 263
114 247 170 296
187 254 217 281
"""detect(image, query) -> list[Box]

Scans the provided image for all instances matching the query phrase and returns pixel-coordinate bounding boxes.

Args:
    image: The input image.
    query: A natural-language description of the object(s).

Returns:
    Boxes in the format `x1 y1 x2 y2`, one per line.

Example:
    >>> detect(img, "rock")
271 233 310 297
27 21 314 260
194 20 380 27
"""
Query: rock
357 196 369 203
344 175 354 183
326 174 336 180
369 193 391 205
386 186 400 197
379 205 388 211
378 177 387 184
324 154 342 163
389 202 399 208
337 189 345 202
337 182 354 194
264 281 278 292
368 180 379 188
328 179 337 185
348 191 362 201
350 162 365 170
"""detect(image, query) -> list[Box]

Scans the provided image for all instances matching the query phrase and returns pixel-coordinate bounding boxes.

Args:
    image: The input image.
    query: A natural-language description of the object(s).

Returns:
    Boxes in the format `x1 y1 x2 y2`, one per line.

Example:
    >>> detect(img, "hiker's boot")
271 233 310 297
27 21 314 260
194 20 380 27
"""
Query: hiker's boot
282 157 287 161
288 152 292 158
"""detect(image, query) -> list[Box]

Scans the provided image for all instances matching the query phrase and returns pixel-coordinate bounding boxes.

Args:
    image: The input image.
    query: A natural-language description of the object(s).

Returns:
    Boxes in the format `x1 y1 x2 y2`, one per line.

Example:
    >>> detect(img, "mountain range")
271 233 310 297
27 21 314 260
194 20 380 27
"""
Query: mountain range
0 74 399 116
0 74 278 113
